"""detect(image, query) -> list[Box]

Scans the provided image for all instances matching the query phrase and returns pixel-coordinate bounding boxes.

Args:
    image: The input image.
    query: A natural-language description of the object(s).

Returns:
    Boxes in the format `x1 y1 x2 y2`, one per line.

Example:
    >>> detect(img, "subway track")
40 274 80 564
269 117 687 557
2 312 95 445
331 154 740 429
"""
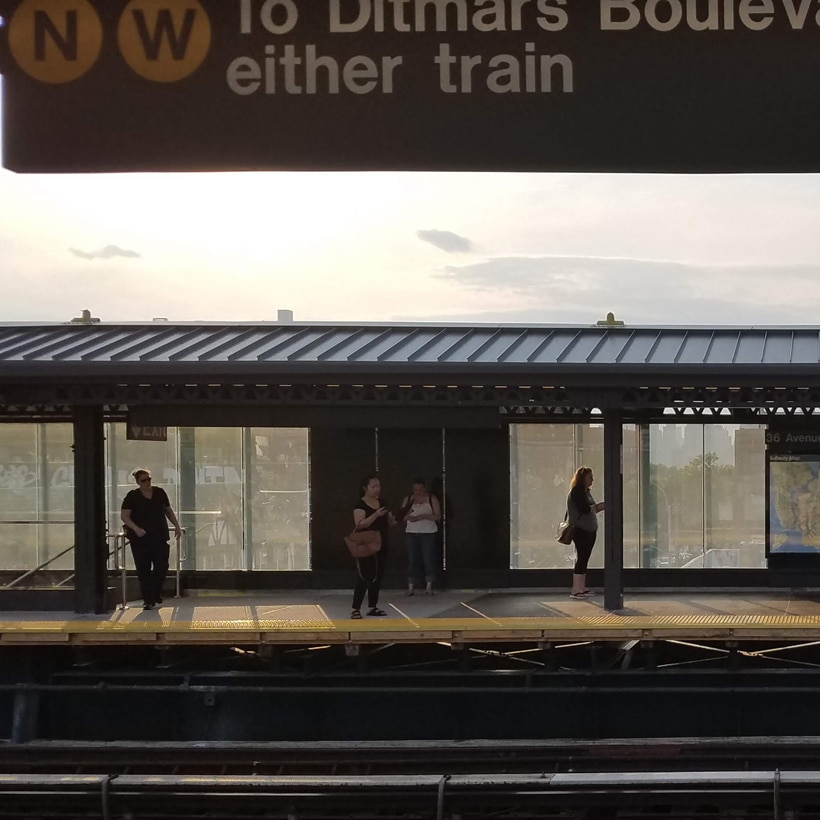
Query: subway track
5 737 820 776
1 765 820 820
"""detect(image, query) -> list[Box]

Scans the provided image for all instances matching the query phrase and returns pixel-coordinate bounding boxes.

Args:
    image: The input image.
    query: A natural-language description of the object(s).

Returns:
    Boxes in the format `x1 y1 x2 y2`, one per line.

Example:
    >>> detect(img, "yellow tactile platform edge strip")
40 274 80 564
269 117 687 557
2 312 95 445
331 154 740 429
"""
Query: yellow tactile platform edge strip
4 613 820 641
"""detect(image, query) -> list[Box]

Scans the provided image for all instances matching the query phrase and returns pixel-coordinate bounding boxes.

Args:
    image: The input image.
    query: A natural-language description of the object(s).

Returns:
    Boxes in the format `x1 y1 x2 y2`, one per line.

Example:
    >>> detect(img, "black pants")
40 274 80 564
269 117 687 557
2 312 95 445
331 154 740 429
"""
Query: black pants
130 537 170 605
352 549 386 610
572 528 597 574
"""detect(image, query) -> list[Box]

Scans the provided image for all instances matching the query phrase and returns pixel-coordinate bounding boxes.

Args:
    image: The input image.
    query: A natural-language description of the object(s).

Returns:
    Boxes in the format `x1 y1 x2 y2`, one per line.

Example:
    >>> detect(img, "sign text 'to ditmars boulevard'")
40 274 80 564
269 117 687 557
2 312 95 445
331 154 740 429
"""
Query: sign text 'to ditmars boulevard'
0 0 819 173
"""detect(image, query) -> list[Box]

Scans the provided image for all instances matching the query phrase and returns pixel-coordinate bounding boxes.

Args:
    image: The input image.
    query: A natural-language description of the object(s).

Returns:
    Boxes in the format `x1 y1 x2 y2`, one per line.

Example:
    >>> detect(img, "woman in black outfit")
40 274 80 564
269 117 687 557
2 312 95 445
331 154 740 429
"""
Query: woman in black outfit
351 474 394 619
121 468 182 610
566 466 604 599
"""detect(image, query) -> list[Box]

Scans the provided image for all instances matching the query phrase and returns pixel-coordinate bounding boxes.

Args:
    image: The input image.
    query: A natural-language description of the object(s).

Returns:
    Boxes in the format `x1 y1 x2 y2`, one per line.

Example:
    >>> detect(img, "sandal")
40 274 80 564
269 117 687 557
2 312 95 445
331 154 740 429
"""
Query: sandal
367 607 387 616
351 609 362 619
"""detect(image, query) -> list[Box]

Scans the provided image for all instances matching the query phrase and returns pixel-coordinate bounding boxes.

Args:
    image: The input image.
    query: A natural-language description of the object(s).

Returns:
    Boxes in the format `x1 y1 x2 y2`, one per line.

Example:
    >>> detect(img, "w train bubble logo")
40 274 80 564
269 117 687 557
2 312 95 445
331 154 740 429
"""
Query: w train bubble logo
7 0 211 83
119 0 211 83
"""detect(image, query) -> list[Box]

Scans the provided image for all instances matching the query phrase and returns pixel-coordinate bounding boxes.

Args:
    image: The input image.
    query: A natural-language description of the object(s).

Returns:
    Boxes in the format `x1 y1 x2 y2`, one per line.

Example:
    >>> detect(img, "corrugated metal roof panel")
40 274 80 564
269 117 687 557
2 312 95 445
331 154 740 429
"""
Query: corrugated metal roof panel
586 331 630 365
139 329 215 362
733 333 766 365
19 329 85 361
526 329 577 363
702 331 739 364
612 331 652 365
556 330 604 364
81 329 156 361
673 332 711 365
221 330 278 361
436 328 493 363
314 328 379 362
498 329 546 363
791 331 820 364
229 328 302 361
343 328 395 361
760 331 794 365
645 331 690 364
406 328 453 362
1 323 820 374
283 328 347 361
376 328 441 362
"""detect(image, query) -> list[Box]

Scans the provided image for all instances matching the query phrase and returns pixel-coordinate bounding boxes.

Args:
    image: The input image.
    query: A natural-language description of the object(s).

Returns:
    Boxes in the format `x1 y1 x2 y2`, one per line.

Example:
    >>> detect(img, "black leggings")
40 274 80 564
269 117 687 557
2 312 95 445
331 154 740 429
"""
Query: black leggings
130 537 170 604
572 528 597 574
352 550 386 610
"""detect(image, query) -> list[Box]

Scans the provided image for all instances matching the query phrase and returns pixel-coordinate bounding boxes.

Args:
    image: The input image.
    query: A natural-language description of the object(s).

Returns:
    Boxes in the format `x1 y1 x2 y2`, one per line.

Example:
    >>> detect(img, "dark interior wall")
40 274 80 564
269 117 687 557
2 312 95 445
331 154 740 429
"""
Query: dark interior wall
444 428 510 579
377 429 445 584
309 427 509 586
309 429 375 576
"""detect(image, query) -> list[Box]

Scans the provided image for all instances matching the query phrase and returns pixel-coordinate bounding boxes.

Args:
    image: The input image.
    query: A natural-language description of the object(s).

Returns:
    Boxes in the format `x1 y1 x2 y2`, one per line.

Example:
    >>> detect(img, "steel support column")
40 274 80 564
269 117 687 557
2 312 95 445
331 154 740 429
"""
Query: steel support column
603 409 624 611
72 406 107 614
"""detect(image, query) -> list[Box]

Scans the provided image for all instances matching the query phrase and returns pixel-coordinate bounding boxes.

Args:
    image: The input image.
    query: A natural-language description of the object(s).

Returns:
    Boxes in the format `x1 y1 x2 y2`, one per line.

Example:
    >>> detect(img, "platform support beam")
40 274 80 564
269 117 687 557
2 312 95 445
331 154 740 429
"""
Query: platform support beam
603 409 624 612
73 405 107 614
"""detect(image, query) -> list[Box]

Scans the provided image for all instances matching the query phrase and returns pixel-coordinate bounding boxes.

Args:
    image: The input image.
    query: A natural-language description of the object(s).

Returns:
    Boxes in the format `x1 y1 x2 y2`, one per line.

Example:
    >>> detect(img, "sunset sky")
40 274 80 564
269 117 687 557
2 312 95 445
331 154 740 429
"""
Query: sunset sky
3 77 820 328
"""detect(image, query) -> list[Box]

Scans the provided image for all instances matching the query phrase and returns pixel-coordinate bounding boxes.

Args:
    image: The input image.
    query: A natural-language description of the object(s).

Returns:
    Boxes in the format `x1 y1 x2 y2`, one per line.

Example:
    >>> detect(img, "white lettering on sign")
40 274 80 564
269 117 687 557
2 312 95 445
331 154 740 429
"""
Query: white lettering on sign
226 45 403 94
435 42 572 92
600 0 820 31
325 0 568 33
126 425 168 441
228 1 573 96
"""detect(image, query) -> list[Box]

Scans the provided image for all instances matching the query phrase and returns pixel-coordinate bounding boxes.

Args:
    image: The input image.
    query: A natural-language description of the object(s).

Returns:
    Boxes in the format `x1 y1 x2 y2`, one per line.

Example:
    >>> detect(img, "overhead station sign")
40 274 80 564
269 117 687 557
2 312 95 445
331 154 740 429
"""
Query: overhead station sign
1 0 820 172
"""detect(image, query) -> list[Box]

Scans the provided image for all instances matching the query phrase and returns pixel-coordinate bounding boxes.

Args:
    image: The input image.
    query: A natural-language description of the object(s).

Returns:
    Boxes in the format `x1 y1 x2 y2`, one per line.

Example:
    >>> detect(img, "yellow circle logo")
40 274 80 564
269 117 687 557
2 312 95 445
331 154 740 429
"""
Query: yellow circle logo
8 0 103 84
118 0 210 83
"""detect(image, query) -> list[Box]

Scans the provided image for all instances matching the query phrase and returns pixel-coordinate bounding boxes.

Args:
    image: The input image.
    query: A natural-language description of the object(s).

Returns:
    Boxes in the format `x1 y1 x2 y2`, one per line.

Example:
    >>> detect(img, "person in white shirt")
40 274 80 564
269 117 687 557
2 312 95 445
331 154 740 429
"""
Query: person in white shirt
399 478 442 596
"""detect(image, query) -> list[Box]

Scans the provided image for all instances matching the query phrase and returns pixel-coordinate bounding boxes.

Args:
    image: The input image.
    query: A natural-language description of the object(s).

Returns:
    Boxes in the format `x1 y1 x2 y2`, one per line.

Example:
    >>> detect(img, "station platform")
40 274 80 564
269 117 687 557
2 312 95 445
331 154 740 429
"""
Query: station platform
3 588 820 646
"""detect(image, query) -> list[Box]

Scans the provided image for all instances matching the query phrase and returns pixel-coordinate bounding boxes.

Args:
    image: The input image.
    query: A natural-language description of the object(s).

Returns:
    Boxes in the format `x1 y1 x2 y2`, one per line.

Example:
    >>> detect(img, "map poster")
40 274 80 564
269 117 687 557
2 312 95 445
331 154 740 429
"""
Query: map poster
768 454 820 555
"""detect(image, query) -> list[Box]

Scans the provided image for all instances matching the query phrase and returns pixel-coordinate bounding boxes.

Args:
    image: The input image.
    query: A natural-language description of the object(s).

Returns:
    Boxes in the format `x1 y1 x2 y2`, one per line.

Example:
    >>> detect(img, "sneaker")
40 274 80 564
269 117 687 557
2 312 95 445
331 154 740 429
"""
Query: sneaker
569 590 597 599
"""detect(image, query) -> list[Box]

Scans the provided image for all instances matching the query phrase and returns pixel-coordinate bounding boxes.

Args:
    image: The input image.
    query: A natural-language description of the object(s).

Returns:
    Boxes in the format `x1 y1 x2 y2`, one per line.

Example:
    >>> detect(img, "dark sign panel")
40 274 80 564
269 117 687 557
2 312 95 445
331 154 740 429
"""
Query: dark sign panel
126 424 168 441
1 0 819 173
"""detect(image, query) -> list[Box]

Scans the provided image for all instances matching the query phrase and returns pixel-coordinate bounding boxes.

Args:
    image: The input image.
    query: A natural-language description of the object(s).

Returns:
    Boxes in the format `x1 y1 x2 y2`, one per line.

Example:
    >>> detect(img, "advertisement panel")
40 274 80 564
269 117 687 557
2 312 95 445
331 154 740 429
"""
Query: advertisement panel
2 0 820 173
767 431 820 557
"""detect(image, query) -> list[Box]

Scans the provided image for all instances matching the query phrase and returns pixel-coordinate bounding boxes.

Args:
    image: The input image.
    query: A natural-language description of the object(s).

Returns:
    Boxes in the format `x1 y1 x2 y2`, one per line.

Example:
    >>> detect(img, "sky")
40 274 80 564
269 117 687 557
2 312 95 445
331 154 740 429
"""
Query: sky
3 78 820 328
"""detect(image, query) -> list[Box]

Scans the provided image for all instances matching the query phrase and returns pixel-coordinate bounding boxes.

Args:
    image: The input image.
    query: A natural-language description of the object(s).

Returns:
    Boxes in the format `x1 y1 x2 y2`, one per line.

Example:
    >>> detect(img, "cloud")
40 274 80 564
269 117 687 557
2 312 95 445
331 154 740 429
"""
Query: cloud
69 244 142 261
416 229 473 253
428 254 820 326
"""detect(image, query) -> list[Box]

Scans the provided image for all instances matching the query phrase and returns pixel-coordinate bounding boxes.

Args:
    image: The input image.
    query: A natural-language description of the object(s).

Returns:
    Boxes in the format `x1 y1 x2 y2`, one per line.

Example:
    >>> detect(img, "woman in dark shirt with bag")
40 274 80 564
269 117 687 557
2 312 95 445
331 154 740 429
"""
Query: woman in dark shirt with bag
351 474 395 619
566 466 605 599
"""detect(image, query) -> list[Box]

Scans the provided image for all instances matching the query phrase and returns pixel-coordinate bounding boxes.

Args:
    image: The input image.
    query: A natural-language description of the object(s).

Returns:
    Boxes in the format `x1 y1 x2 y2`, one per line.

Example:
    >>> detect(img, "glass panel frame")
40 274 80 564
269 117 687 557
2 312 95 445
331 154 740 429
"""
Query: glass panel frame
510 423 605 570
105 423 310 572
0 423 75 577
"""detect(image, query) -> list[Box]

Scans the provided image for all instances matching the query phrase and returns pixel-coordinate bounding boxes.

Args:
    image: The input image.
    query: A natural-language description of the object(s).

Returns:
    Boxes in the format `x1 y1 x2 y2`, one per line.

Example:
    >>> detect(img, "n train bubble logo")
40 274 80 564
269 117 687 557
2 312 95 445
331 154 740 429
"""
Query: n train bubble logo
7 0 211 83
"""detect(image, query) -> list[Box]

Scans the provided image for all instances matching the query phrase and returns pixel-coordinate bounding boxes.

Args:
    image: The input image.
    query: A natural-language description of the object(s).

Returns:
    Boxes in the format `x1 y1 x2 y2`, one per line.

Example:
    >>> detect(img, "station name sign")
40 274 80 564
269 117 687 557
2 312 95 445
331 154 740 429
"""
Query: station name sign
766 430 820 450
2 0 820 172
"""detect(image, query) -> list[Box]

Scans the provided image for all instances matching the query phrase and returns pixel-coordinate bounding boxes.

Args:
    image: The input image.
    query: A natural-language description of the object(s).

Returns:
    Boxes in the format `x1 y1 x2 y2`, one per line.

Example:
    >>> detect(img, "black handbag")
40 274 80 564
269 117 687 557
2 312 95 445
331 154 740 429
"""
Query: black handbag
396 496 414 523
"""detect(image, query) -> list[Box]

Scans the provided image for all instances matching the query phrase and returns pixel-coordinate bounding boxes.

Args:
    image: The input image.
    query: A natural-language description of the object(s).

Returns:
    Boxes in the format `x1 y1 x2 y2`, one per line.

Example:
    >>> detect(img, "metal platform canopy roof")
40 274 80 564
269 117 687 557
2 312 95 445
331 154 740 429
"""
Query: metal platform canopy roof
1 321 820 415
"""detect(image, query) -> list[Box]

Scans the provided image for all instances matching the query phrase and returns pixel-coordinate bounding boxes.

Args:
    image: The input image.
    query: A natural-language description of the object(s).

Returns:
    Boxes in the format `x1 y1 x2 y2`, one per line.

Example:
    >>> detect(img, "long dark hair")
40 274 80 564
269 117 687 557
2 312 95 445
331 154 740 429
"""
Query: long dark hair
570 466 593 490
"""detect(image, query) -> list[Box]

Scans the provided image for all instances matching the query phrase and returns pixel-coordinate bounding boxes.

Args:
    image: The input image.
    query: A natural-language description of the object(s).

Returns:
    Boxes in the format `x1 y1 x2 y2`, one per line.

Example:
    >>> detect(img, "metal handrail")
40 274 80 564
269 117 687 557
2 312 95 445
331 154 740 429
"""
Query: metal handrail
3 529 187 600
107 533 128 610
4 544 76 589
113 529 187 609
175 528 187 600
1 519 75 590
